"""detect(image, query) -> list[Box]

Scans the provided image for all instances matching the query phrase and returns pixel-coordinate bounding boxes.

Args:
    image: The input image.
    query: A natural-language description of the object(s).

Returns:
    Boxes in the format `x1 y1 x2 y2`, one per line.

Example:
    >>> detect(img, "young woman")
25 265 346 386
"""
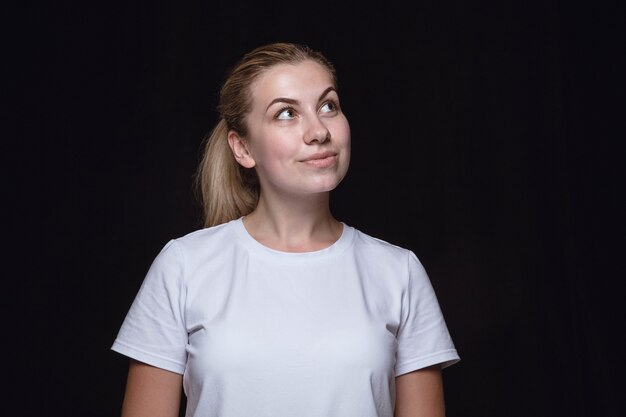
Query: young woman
112 42 460 417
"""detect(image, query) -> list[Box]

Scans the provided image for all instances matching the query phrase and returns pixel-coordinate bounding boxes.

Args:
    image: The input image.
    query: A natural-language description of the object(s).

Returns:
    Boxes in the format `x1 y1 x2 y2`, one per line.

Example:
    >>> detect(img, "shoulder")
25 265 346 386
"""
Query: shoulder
175 218 237 248
152 219 239 268
350 226 414 261
175 220 235 246
343 225 429 288
345 225 427 278
354 229 426 275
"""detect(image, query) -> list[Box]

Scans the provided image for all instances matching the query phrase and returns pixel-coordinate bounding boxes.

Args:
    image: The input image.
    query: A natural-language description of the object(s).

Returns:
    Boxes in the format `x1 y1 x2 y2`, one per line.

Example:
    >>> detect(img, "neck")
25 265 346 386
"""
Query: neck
242 192 342 252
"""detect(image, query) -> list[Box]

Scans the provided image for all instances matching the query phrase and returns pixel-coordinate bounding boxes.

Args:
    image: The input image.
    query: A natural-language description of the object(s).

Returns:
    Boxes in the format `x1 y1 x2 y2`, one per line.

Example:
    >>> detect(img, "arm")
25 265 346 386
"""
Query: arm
120 359 184 417
394 364 446 417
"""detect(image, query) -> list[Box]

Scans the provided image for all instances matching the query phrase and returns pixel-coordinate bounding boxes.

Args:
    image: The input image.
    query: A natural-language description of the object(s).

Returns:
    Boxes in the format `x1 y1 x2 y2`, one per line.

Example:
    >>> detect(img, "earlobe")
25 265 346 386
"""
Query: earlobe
227 131 256 168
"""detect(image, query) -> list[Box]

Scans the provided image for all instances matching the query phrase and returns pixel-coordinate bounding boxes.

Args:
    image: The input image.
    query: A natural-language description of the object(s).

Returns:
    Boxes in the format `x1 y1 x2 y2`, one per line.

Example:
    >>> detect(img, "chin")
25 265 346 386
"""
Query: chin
308 178 345 194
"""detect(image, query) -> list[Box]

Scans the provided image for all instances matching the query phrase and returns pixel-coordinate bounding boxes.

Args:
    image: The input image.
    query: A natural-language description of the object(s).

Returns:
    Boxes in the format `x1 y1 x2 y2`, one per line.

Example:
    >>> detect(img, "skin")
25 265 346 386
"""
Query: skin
228 60 351 252
120 360 182 417
395 365 447 417
120 59 447 417
120 362 446 417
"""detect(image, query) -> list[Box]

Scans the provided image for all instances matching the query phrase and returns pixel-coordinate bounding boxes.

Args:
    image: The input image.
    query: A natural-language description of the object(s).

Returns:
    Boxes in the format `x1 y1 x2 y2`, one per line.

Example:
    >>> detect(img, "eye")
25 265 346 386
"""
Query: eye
276 107 296 120
320 100 339 114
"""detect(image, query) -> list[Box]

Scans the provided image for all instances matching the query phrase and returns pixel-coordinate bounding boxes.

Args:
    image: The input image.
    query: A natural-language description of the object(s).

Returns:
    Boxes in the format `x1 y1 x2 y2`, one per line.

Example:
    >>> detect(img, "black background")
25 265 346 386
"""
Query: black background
7 1 624 416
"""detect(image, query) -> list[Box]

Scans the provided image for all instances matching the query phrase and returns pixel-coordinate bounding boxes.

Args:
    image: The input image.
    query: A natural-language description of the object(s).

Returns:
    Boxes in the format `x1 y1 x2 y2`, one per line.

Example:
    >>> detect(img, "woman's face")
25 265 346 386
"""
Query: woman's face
231 60 351 200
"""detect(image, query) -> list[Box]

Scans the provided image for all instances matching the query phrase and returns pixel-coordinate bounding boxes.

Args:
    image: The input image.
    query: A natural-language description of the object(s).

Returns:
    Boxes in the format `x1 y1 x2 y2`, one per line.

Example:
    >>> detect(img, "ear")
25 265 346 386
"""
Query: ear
227 130 256 169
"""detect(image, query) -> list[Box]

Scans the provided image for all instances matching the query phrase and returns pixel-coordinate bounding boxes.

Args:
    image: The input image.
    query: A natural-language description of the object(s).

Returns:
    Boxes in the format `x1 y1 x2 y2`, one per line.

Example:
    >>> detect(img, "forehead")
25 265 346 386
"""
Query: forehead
250 60 335 103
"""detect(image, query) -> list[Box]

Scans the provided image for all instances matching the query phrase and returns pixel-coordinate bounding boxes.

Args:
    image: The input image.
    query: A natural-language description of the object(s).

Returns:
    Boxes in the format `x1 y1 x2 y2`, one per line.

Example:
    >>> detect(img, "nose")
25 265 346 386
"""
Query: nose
304 118 330 144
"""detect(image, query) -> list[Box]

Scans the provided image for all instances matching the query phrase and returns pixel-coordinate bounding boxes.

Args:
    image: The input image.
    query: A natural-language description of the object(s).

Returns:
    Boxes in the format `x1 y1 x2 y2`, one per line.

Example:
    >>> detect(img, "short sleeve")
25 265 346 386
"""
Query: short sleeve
395 251 460 376
111 240 188 374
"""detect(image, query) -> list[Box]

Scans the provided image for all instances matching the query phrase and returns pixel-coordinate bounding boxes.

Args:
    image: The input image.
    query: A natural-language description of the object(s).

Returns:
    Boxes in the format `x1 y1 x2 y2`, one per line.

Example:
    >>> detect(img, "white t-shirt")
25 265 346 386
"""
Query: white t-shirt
112 218 459 417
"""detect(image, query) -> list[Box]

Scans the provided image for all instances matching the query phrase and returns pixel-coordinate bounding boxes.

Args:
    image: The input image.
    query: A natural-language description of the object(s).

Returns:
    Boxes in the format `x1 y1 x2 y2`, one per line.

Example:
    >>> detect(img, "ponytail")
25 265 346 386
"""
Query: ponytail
195 119 259 227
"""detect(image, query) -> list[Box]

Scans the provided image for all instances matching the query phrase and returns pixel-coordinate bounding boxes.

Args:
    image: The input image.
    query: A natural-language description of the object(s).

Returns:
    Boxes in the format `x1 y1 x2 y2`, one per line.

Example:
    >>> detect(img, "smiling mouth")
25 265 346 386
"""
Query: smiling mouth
302 151 336 161
301 152 338 168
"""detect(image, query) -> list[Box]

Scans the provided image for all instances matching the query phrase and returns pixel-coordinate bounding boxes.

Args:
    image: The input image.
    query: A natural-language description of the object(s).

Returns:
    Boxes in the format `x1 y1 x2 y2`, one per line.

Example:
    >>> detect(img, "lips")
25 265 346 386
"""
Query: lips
301 151 337 162
300 151 338 168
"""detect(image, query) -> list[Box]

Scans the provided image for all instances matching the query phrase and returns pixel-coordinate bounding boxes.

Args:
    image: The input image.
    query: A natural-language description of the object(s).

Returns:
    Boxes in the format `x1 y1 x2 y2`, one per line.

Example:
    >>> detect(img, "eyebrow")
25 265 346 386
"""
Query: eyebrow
265 86 337 111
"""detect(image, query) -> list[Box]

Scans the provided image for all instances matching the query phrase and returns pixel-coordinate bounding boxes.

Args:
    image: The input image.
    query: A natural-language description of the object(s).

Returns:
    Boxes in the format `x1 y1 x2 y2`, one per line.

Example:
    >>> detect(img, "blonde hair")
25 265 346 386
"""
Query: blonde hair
195 42 337 227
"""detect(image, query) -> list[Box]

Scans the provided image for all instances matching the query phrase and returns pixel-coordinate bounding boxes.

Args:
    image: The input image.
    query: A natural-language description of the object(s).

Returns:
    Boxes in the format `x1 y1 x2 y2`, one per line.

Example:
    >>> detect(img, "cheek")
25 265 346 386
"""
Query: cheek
331 115 350 137
334 120 351 148
250 132 297 166
338 122 351 170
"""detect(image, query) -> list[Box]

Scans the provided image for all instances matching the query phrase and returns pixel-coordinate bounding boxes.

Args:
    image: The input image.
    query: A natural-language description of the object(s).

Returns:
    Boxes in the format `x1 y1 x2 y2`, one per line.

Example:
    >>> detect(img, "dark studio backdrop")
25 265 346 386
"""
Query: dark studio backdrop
7 1 624 416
